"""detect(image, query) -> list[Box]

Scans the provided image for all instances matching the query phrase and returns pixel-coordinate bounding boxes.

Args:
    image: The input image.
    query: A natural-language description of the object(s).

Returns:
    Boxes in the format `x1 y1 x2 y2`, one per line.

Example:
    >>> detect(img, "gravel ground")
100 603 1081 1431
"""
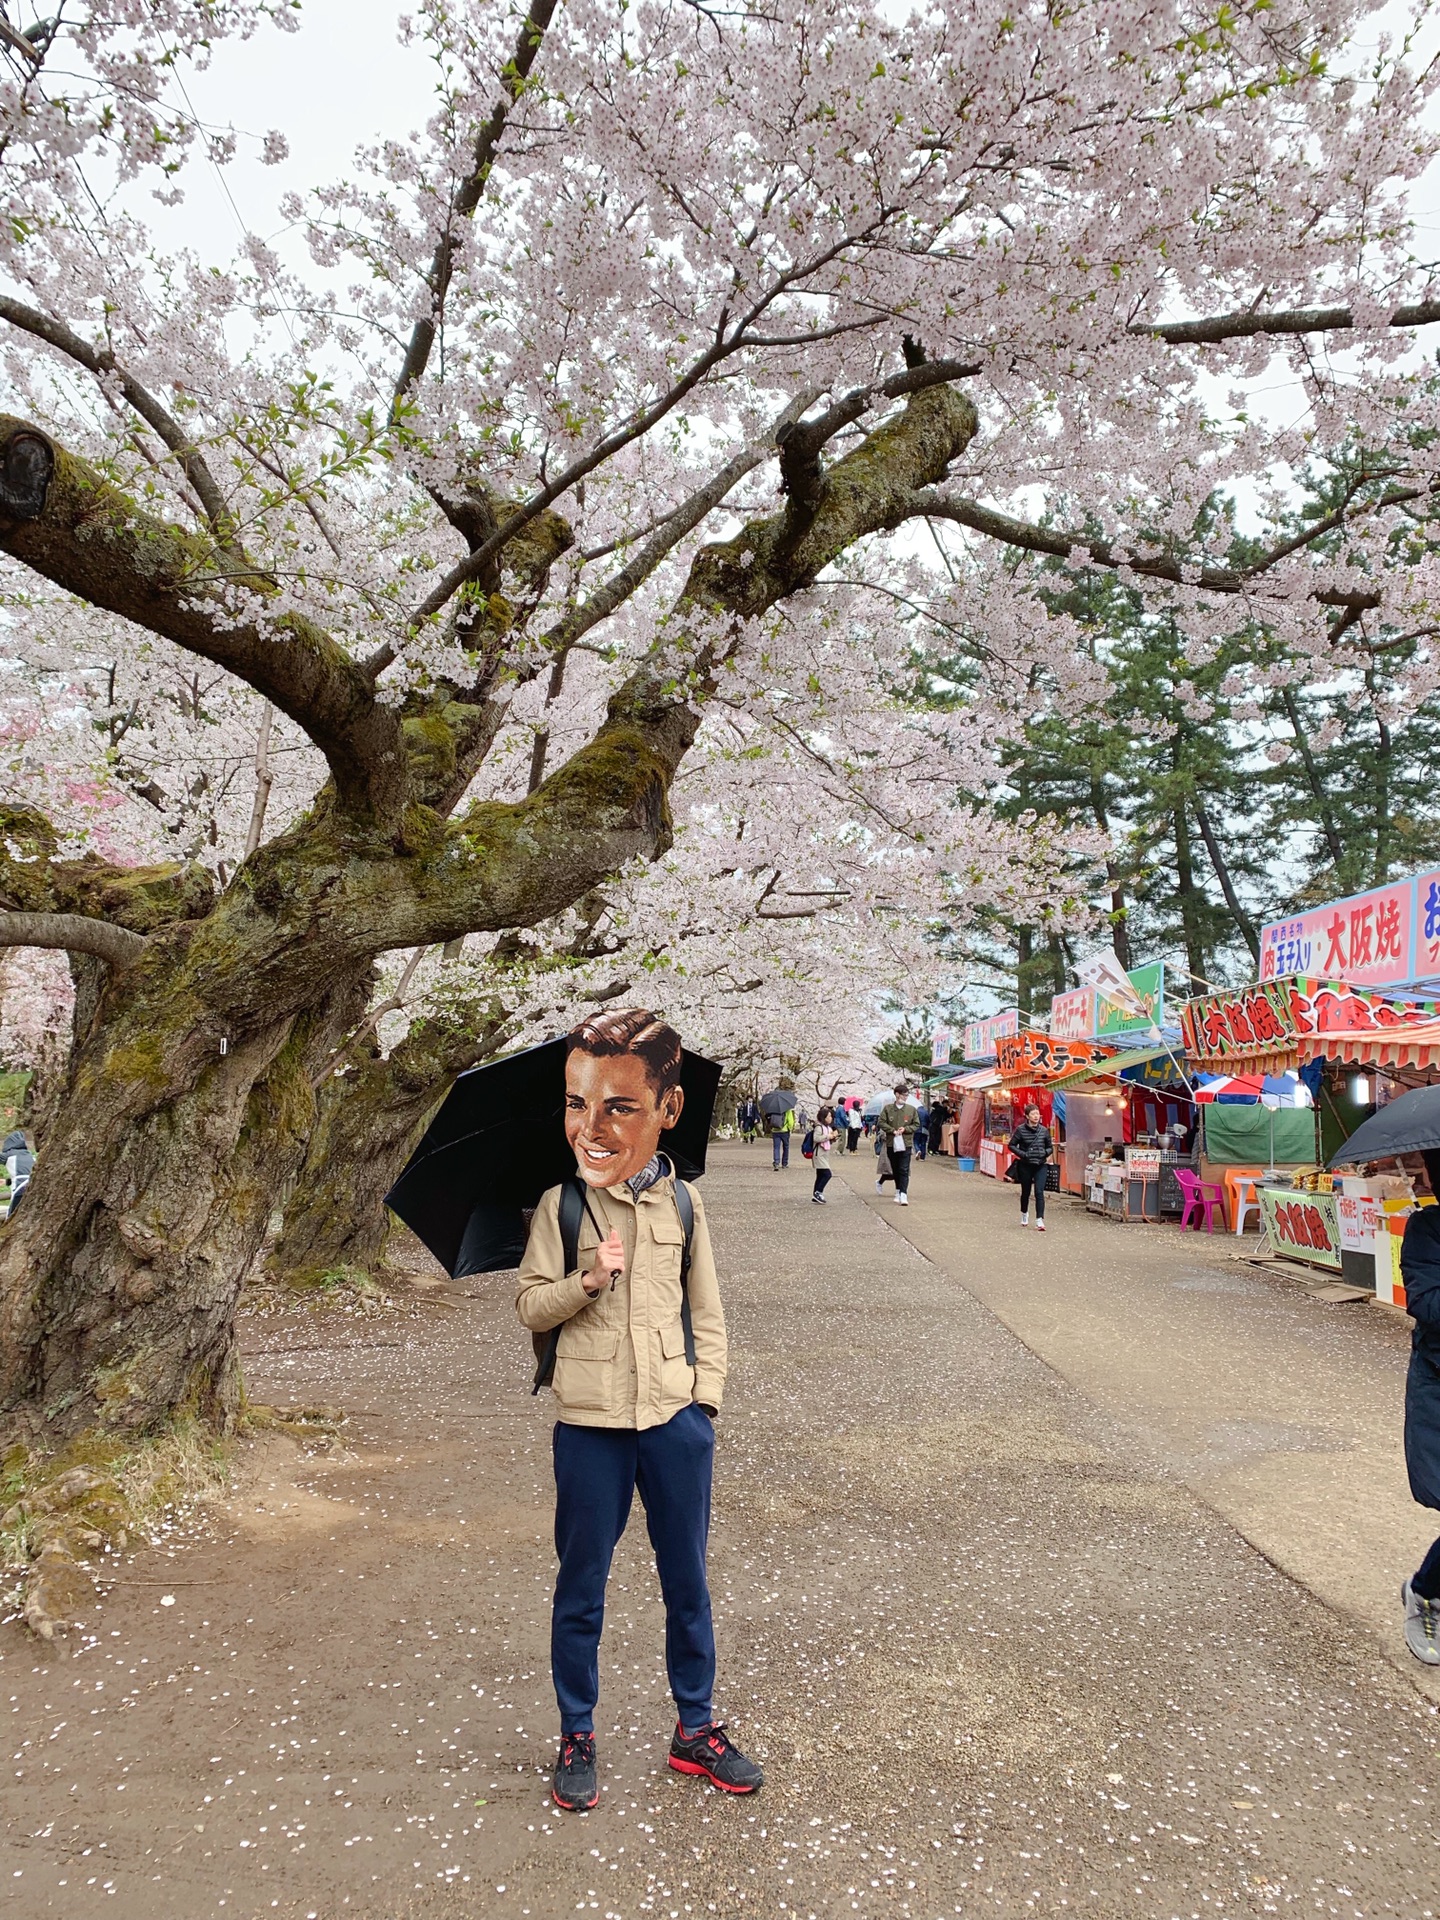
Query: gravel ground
3 1141 1439 1919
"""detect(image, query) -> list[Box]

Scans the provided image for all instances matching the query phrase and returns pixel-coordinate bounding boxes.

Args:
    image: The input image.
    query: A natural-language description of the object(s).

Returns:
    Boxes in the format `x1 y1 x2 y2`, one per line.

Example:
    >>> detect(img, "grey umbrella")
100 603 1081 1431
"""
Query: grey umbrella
1327 1083 1440 1167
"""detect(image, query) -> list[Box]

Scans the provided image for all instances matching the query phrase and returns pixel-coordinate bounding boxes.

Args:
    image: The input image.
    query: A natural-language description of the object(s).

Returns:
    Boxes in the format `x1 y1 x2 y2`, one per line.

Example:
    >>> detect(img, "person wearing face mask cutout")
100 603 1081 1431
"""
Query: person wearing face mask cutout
516 1008 763 1812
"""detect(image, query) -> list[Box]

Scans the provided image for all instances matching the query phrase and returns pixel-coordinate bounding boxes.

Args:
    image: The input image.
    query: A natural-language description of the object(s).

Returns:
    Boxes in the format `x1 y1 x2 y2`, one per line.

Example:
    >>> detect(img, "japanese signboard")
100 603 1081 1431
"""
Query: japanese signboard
1050 987 1098 1041
1260 880 1415 988
1097 959 1165 1039
1180 975 1440 1068
1336 1190 1382 1256
1417 871 1440 983
930 1029 951 1068
1125 1147 1162 1180
996 1033 1106 1083
1181 979 1298 1063
1260 1187 1342 1271
962 1009 1020 1062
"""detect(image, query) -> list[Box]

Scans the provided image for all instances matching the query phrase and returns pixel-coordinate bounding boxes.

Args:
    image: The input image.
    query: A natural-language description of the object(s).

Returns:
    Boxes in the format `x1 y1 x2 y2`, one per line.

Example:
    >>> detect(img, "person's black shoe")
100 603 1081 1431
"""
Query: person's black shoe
553 1731 599 1810
668 1721 763 1794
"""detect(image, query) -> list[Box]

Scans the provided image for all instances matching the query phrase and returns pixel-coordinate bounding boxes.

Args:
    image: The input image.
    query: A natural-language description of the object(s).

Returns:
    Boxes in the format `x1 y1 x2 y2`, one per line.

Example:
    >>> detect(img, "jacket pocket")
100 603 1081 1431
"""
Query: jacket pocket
648 1217 685 1280
657 1319 693 1402
554 1326 621 1414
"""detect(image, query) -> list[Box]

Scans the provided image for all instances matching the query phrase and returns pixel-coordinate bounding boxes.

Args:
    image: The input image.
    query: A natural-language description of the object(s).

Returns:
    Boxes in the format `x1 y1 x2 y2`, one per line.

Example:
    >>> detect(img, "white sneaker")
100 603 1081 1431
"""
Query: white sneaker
1036 1218 1046 1232
1020 1212 1029 1227
898 1192 909 1205
875 1179 884 1193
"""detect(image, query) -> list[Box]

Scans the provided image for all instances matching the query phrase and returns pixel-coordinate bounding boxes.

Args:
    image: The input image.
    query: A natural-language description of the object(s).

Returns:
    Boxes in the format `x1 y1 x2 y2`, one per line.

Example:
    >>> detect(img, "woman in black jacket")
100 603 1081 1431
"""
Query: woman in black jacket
1006 1103 1053 1231
1402 1148 1440 1665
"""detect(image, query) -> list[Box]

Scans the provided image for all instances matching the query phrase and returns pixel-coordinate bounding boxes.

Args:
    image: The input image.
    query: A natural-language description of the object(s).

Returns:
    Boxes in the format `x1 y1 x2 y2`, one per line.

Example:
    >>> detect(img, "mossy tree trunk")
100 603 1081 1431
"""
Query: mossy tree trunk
269 1001 512 1286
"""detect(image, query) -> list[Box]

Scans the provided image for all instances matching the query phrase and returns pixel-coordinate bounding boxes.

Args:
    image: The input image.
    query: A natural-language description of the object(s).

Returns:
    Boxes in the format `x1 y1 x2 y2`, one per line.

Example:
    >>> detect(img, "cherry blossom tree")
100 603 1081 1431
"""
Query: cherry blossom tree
2 0 1440 1441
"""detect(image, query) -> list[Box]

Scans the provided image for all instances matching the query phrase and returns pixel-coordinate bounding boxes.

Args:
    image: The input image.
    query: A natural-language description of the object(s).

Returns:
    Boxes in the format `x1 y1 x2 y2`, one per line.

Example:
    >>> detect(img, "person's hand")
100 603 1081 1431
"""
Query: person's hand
584 1227 625 1295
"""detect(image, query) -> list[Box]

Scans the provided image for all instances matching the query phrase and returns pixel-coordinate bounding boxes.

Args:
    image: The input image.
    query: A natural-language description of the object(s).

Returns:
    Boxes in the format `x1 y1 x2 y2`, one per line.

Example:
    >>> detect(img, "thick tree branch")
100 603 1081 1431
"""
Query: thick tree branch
776 357 980 510
1139 299 1440 346
0 912 146 969
0 297 230 529
391 0 561 418
913 491 1383 615
0 419 407 825
359 382 981 952
0 803 214 930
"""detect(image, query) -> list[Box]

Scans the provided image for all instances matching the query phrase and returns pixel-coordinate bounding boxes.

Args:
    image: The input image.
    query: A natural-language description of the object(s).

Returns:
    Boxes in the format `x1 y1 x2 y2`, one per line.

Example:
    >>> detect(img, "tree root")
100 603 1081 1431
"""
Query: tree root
241 1403 347 1440
1 1423 230 1641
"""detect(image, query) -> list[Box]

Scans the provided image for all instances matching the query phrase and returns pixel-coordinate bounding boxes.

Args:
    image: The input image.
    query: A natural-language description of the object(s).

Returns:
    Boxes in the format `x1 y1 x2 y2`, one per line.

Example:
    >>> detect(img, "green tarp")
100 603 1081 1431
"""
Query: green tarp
1201 1102 1317 1167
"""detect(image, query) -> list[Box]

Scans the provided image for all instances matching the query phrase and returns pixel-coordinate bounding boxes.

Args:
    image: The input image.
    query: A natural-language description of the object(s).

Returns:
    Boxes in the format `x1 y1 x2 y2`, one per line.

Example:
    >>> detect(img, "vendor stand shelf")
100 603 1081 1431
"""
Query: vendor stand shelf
1085 1145 1182 1221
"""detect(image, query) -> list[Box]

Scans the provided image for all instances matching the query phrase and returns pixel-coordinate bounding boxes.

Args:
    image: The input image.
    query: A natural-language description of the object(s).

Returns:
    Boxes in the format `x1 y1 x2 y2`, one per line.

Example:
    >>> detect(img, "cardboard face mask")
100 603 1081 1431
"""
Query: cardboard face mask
564 1047 685 1189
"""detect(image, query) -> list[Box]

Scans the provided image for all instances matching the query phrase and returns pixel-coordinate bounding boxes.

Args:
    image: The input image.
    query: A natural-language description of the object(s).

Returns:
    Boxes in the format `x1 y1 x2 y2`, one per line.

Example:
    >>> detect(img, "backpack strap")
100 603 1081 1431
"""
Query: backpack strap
674 1178 696 1367
532 1178 592 1395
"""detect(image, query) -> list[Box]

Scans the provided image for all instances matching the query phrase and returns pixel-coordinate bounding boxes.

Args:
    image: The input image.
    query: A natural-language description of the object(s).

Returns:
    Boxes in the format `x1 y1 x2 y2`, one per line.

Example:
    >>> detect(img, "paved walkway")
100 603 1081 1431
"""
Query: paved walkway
2 1142 1438 1919
833 1148 1437 1692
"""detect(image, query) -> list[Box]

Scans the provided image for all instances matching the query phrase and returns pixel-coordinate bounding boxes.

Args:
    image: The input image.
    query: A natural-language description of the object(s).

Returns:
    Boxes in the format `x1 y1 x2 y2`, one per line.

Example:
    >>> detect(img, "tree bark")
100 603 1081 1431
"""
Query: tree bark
269 1001 512 1285
1191 793 1260 962
0 965 371 1434
1089 776 1132 969
1279 688 1345 872
1171 754 1208 989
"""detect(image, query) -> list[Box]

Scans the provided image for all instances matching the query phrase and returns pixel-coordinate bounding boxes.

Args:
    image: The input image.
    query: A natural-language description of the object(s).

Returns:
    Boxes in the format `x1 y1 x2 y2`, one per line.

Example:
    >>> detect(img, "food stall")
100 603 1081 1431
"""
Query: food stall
992 1032 1109 1184
1049 1043 1200 1216
1181 972 1440 1270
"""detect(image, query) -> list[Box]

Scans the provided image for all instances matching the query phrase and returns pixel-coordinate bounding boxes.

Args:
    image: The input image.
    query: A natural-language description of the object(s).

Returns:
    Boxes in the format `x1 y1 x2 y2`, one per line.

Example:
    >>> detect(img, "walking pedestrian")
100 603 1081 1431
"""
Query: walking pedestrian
913 1095 930 1161
810 1105 837 1204
846 1101 862 1154
1400 1148 1440 1666
739 1097 761 1143
516 1007 763 1811
875 1084 919 1205
1007 1102 1053 1230
759 1082 797 1171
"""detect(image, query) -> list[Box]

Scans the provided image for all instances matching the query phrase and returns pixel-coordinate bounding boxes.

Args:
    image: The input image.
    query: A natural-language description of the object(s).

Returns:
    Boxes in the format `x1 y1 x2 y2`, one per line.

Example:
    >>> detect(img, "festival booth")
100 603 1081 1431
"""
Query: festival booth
1180 970 1440 1254
945 1066 995 1164
953 1011 1022 1174
1043 961 1197 1217
991 1032 1107 1183
1048 1043 1201 1218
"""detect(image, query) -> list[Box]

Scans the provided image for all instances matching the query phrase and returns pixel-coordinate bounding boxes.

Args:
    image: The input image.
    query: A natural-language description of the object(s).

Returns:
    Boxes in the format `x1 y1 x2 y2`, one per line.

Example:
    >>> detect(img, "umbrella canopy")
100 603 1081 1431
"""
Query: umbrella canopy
1328 1083 1440 1168
1195 1072 1310 1107
757 1087 797 1119
385 1037 722 1278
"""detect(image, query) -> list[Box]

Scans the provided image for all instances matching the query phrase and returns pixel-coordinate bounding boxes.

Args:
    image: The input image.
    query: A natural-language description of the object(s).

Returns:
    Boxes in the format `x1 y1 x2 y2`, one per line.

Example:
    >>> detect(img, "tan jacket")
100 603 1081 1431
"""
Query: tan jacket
515 1172 727 1430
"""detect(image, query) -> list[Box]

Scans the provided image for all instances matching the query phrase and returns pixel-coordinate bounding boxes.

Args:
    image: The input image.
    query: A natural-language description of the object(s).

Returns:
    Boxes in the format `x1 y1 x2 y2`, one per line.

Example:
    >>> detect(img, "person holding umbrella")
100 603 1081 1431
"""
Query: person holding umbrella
515 1008 763 1811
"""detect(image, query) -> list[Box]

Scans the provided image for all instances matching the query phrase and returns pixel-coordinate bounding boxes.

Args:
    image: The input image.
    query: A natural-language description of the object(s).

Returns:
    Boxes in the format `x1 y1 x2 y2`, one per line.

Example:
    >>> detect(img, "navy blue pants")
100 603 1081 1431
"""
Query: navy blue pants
552 1405 716 1734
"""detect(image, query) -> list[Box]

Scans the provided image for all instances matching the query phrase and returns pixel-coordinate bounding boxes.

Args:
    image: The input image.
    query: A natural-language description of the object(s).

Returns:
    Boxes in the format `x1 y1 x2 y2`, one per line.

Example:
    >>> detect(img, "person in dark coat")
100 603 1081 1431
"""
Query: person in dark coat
1401 1147 1440 1665
1006 1103 1053 1231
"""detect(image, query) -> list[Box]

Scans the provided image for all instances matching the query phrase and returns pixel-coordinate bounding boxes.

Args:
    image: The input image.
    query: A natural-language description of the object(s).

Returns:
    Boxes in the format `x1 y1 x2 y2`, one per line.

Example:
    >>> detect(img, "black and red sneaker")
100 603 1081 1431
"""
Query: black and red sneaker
668 1721 763 1794
552 1731 599 1811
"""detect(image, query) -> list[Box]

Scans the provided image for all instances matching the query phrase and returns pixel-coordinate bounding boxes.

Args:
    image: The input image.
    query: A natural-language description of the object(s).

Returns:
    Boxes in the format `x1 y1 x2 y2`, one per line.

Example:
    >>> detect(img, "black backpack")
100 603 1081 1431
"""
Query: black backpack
531 1175 697 1394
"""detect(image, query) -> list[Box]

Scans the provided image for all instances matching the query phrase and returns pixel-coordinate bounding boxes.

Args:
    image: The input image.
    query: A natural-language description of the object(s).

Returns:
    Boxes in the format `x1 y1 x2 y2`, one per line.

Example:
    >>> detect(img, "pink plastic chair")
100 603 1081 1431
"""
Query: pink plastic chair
1174 1167 1227 1232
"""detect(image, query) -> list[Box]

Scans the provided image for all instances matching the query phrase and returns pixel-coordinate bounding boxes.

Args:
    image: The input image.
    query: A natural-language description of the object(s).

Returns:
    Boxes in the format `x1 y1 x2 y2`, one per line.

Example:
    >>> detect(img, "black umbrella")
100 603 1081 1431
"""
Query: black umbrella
385 1037 722 1277
1328 1083 1440 1168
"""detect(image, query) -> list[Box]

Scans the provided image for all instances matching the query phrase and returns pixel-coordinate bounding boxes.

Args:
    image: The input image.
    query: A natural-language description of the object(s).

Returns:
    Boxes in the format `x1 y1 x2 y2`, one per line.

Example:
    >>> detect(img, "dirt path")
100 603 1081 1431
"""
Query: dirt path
4 1142 1439 1919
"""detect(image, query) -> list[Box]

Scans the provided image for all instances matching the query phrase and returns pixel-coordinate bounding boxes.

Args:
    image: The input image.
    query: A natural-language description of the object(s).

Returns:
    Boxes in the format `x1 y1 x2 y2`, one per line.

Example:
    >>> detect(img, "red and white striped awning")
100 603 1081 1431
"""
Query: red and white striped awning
1315 1018 1440 1070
